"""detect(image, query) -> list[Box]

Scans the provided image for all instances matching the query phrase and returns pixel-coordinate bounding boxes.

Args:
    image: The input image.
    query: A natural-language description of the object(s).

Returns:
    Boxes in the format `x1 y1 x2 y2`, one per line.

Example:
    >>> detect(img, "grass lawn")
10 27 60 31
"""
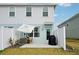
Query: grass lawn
0 50 3 54
0 39 79 55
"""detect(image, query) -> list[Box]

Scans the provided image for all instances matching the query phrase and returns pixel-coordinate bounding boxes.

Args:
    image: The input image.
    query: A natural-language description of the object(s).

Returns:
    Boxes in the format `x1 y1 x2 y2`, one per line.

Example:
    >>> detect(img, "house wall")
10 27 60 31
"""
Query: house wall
30 25 47 44
0 4 55 50
0 5 54 25
59 15 79 39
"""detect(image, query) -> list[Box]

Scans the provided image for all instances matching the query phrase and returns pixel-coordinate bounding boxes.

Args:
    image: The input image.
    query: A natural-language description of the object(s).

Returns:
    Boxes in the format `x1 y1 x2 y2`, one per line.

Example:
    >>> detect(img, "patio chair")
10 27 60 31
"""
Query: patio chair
26 37 32 44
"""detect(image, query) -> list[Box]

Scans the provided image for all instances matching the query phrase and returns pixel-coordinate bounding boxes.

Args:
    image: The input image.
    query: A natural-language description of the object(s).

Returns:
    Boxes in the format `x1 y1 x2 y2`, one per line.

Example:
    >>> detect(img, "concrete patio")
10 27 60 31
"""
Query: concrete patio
20 43 60 48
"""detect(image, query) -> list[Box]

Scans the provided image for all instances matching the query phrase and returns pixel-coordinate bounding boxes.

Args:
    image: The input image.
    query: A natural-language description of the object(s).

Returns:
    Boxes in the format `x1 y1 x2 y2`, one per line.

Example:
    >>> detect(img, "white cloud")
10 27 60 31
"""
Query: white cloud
58 3 72 7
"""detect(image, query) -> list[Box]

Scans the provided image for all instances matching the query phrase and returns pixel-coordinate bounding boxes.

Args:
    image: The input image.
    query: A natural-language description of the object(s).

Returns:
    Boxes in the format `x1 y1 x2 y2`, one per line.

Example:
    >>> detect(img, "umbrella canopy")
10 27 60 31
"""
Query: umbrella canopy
17 24 35 33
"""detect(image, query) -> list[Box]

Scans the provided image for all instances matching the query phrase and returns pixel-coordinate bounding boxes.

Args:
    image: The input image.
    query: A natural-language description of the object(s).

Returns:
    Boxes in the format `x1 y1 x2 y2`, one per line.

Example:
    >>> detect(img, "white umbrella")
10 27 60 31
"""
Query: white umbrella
17 24 35 33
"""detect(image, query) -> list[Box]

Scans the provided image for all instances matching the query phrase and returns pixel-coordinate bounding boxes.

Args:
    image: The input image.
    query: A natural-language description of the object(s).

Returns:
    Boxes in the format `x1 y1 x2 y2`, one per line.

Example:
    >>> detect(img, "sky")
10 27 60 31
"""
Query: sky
54 3 79 26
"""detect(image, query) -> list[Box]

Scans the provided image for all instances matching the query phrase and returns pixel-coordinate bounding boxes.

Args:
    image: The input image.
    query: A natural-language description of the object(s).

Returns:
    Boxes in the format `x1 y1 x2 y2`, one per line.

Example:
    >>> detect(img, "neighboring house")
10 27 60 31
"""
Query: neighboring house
0 3 66 50
58 13 79 39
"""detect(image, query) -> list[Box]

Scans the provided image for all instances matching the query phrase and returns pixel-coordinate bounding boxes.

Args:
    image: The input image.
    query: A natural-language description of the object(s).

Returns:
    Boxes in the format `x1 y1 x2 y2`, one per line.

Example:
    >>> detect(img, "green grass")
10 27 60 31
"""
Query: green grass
67 39 79 54
0 50 4 54
0 39 79 55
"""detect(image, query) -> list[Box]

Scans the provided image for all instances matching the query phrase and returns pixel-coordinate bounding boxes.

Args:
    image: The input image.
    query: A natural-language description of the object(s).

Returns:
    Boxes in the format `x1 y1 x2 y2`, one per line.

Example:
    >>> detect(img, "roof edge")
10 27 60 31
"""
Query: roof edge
0 3 56 6
58 12 79 27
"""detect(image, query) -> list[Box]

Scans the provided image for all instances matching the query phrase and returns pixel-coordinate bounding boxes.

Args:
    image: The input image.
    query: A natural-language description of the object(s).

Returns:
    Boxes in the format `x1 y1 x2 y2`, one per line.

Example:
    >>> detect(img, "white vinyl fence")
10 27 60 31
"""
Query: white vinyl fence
0 26 66 50
53 26 66 50
0 28 3 50
0 27 16 50
0 27 24 50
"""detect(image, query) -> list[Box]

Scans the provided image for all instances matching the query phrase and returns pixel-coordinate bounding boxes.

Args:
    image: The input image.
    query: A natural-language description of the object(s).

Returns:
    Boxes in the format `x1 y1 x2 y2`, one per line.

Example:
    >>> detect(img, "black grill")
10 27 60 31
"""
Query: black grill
48 35 57 45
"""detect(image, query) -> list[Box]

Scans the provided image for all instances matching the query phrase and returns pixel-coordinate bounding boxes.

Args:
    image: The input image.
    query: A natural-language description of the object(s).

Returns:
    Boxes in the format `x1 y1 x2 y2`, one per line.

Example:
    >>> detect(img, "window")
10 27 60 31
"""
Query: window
26 6 31 16
9 7 15 17
29 27 40 37
44 24 53 29
4 26 13 28
47 29 50 40
34 27 39 37
10 12 15 16
29 31 33 37
43 7 48 16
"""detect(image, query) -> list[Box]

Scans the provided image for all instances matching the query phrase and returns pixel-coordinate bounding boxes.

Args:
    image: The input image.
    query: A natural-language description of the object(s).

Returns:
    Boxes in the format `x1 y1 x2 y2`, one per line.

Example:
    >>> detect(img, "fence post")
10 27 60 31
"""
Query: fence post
63 26 66 50
1 26 4 50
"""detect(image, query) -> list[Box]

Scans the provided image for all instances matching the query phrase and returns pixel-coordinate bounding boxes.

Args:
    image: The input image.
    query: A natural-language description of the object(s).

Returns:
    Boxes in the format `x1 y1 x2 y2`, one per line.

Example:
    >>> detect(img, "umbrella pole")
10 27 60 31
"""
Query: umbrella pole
19 32 20 39
33 29 34 39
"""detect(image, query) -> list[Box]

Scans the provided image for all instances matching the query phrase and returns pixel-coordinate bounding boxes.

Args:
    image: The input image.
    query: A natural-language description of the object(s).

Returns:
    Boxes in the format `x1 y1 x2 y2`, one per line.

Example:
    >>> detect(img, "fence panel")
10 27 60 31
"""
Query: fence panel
0 28 3 50
53 26 66 50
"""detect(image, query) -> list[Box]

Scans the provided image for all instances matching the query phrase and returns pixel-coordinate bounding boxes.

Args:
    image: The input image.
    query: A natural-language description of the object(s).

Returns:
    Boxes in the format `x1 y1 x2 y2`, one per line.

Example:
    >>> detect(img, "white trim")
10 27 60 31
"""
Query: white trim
8 7 16 17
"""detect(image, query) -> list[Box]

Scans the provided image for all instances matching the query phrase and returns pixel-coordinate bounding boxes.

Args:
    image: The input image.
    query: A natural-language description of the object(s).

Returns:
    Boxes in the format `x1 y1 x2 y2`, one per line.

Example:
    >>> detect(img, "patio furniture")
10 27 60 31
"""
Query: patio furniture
26 37 32 44
15 38 27 46
9 38 14 47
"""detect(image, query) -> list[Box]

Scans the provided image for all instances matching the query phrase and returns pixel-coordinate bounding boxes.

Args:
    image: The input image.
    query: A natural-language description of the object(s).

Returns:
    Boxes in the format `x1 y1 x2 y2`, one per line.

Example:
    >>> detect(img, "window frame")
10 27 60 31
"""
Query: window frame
43 7 48 17
34 27 39 37
29 27 40 37
26 6 32 17
9 7 15 17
